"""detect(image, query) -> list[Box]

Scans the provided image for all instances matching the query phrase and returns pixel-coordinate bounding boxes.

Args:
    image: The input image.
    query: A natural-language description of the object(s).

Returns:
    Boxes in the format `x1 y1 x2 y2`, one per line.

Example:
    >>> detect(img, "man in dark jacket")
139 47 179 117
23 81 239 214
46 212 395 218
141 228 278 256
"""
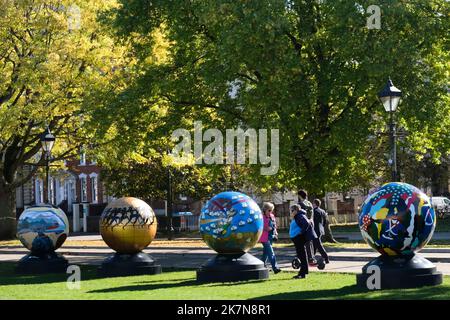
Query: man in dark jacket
289 204 318 279
298 190 316 263
312 199 330 264
298 190 313 219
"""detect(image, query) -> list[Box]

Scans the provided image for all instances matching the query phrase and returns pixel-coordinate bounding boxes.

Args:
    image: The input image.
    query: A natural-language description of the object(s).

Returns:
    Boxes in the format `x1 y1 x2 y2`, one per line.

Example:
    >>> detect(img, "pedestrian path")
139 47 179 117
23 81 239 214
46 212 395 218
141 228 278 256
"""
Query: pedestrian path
2 243 450 275
277 231 450 241
67 232 450 242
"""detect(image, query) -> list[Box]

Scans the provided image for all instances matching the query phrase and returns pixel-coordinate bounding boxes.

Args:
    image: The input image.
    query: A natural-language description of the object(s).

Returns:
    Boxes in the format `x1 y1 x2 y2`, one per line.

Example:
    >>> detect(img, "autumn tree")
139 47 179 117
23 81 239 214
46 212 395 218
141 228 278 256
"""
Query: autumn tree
0 0 126 239
101 0 449 199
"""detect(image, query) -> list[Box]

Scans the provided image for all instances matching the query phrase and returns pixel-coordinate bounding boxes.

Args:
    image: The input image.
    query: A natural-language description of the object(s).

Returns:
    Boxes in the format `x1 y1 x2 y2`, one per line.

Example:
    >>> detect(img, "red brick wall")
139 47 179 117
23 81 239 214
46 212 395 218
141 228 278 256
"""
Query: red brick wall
66 159 105 204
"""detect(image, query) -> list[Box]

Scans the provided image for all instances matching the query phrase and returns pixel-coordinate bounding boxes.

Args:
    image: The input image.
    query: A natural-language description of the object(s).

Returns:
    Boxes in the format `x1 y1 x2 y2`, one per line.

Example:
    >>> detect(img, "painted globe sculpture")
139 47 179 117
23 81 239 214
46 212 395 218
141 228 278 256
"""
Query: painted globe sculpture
17 205 69 255
359 182 436 256
200 191 264 254
100 197 157 254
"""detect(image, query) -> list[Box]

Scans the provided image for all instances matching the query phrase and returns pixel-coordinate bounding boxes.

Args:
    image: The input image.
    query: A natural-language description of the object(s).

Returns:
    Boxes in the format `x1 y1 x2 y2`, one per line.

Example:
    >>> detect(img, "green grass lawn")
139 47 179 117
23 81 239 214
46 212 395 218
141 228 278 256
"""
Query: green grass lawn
330 223 360 233
0 263 449 300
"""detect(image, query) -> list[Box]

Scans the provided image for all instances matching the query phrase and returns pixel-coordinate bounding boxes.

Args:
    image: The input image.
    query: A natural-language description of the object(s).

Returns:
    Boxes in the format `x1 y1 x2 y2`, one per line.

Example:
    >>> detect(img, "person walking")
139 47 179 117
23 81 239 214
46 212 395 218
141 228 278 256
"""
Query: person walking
298 189 316 264
312 199 330 264
289 204 317 279
259 202 281 274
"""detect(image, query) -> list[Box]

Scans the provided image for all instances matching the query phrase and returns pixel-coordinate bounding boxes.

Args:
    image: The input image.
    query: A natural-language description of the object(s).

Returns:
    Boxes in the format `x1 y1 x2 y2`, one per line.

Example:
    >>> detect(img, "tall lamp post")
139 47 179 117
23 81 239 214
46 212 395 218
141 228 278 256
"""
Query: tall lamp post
166 150 174 240
378 79 402 182
40 127 55 204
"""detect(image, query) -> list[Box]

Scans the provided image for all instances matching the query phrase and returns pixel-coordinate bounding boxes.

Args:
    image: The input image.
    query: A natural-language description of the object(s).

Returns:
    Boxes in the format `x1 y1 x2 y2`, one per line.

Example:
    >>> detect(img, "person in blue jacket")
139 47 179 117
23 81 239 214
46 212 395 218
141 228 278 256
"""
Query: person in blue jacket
289 204 318 279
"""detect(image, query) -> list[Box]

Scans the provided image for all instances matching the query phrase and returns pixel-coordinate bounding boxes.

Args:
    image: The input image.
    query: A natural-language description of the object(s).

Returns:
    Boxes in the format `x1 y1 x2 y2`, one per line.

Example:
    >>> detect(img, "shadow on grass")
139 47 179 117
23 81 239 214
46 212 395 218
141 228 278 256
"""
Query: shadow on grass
251 285 366 300
0 262 193 287
0 262 100 286
132 277 191 284
88 279 200 293
207 279 268 287
252 284 450 300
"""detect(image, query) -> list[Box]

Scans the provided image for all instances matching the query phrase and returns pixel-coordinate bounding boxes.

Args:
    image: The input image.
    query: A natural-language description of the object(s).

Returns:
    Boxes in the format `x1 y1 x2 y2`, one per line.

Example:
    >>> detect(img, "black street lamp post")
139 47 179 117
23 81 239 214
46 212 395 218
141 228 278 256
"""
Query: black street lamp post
40 127 55 204
166 150 174 241
378 79 402 182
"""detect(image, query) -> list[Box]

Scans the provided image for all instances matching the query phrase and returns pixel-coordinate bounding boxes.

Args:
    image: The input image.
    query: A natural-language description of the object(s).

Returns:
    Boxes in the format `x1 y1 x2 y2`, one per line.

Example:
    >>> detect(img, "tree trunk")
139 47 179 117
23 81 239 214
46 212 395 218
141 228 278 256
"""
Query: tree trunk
0 185 17 240
323 219 338 243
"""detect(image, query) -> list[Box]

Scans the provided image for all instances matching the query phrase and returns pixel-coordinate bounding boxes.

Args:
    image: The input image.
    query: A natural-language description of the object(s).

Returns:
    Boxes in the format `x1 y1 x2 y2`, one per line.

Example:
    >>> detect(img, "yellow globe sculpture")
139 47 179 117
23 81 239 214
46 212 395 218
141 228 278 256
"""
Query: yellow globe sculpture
100 197 157 254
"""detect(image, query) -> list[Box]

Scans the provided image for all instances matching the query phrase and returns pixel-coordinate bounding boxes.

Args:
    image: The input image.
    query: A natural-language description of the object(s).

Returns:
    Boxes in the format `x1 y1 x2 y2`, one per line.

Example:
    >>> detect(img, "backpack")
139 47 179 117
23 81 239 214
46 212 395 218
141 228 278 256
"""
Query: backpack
299 200 313 219
268 215 278 241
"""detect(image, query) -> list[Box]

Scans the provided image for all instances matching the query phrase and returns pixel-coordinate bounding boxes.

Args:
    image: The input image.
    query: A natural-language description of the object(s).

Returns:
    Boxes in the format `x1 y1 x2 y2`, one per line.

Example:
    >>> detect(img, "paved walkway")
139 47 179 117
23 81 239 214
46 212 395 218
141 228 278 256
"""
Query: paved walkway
278 231 450 241
2 235 450 275
334 232 450 241
68 232 450 241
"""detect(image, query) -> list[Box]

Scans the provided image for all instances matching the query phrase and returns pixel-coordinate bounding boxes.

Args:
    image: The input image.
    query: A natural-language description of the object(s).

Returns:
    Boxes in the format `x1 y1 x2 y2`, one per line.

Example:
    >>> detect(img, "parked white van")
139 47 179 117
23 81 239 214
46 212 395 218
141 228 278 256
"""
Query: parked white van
431 197 450 218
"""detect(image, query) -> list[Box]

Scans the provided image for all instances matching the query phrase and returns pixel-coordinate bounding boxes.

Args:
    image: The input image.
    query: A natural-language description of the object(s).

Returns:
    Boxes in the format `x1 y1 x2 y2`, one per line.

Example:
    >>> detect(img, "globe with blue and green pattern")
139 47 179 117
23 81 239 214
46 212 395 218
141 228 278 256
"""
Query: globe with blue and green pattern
200 191 263 254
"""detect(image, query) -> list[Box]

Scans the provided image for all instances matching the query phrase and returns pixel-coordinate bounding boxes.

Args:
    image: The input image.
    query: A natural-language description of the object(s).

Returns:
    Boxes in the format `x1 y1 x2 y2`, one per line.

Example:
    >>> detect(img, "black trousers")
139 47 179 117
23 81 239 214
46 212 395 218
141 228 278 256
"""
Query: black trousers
306 241 314 261
312 236 329 261
291 234 308 276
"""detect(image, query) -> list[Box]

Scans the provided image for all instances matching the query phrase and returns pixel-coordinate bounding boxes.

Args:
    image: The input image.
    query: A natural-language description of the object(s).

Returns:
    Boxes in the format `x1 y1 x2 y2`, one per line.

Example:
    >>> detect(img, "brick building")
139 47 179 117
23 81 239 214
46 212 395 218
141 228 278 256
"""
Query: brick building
15 151 111 217
14 151 203 233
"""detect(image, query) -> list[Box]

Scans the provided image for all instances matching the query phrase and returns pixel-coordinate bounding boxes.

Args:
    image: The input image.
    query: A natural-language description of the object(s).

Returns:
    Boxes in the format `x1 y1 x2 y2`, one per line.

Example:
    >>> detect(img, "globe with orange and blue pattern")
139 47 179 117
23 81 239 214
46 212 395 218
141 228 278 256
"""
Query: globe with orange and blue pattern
359 182 436 256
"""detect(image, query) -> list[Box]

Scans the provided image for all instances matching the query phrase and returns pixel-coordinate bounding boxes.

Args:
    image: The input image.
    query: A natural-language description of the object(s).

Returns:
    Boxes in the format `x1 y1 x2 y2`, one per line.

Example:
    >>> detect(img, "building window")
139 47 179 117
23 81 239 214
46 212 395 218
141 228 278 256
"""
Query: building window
65 179 76 211
80 176 88 202
35 179 44 204
49 177 55 205
80 150 86 166
91 175 98 204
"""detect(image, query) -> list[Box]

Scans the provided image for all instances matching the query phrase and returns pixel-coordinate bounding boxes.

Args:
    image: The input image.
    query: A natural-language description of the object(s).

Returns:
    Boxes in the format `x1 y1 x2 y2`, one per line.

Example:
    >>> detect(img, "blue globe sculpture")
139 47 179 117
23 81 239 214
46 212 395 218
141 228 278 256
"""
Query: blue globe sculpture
17 205 69 255
358 182 436 256
200 191 263 254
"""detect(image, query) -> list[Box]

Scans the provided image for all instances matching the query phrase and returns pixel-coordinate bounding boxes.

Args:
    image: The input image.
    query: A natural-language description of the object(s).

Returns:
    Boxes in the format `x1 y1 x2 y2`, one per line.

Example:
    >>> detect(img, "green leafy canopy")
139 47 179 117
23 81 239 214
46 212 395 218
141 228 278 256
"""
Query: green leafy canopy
94 0 449 196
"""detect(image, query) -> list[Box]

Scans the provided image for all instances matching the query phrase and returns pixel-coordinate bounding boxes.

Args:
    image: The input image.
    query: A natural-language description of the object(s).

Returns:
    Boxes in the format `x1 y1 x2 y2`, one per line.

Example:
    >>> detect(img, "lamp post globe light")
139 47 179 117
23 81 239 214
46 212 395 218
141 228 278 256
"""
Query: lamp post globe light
166 149 175 241
40 127 55 204
40 127 55 153
378 79 402 182
15 129 69 274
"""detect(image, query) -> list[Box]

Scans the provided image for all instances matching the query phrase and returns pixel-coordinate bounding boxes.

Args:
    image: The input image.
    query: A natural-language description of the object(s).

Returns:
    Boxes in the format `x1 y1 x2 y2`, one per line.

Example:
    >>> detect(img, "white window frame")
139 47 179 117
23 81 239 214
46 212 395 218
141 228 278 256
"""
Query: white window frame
89 173 98 204
64 177 76 211
79 173 88 202
80 151 86 166
49 177 55 205
34 178 44 204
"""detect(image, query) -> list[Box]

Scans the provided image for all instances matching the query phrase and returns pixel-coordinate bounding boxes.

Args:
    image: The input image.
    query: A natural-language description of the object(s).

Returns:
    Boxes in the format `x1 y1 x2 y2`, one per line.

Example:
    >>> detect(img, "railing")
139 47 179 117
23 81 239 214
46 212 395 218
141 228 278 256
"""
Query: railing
165 213 359 232
275 213 359 230
328 213 359 225
178 215 199 232
275 216 291 230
